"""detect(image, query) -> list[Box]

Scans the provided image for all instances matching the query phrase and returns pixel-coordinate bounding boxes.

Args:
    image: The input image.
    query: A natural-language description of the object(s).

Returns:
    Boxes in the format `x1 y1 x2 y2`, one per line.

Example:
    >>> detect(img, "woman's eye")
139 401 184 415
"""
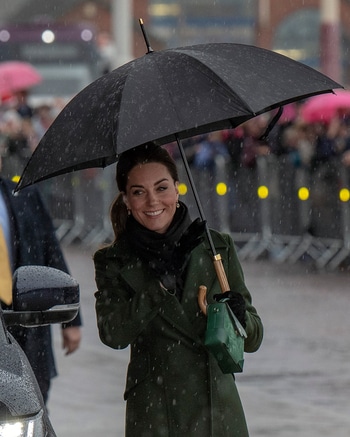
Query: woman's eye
132 189 144 196
158 185 168 191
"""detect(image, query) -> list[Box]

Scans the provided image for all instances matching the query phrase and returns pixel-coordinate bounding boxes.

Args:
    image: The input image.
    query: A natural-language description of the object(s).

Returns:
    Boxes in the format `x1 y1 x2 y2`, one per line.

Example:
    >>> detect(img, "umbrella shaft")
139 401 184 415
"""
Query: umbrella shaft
176 135 217 256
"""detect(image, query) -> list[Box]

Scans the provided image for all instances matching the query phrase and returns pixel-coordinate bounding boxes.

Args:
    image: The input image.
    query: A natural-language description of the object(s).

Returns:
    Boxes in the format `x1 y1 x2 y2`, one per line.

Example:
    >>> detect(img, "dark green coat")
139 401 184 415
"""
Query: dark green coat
94 230 263 437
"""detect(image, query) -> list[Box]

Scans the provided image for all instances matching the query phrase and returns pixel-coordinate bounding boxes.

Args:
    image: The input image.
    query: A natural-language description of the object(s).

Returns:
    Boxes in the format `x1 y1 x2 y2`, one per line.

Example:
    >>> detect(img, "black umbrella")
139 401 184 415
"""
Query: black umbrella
15 25 342 288
16 37 341 191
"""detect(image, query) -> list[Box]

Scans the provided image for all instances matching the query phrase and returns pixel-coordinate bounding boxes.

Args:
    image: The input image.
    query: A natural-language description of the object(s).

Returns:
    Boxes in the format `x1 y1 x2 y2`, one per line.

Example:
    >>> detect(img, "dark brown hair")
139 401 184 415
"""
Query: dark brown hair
110 142 179 241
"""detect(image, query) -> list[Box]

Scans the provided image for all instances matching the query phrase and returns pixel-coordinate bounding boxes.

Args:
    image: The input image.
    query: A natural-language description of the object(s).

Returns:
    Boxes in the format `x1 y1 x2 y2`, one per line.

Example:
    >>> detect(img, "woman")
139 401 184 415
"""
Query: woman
94 142 263 436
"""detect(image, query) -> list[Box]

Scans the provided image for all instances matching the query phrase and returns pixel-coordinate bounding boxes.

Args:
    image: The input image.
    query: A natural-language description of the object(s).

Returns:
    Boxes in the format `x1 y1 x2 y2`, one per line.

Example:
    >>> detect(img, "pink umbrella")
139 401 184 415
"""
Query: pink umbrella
0 61 42 96
301 89 350 123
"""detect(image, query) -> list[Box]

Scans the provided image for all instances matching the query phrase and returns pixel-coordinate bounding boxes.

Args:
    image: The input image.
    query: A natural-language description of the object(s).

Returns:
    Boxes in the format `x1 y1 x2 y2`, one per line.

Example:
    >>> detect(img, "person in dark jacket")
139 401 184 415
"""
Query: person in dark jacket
0 165 82 404
94 143 263 436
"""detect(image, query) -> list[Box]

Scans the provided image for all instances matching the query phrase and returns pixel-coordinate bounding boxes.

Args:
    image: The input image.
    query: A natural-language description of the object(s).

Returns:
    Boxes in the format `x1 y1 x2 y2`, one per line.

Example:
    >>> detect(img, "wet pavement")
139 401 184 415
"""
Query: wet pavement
48 245 350 436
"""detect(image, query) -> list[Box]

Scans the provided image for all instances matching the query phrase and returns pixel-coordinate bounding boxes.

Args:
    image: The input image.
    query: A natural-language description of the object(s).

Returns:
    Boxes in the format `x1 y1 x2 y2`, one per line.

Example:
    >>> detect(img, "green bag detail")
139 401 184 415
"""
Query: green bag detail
204 301 247 374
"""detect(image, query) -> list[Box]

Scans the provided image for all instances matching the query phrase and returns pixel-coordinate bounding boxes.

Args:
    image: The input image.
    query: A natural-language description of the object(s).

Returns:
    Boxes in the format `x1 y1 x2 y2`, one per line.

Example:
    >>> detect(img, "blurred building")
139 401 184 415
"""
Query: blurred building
147 0 256 46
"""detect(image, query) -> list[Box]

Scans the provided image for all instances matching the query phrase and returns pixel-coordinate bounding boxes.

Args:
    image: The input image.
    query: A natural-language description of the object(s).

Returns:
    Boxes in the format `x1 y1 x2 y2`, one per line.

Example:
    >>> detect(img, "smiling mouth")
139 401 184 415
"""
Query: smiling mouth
144 209 164 217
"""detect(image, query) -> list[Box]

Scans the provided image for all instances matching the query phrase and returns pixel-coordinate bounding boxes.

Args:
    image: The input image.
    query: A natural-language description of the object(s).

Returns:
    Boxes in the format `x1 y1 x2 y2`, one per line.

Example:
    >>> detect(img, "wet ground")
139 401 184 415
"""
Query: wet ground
48 245 350 436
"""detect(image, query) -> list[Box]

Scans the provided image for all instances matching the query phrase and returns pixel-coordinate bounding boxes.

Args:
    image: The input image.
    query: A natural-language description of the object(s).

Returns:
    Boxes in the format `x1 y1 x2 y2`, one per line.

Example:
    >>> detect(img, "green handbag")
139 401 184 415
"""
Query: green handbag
204 300 247 373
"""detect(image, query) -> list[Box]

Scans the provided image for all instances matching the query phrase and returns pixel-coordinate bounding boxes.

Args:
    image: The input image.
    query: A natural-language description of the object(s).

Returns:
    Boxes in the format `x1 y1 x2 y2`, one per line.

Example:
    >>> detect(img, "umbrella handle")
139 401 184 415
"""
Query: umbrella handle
198 285 208 315
198 254 230 316
213 254 230 292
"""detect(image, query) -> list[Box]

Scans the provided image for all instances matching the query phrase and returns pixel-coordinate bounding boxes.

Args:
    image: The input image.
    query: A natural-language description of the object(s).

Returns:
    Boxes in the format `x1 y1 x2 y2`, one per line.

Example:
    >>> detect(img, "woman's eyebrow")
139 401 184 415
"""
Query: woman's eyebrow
129 178 169 189
154 178 169 185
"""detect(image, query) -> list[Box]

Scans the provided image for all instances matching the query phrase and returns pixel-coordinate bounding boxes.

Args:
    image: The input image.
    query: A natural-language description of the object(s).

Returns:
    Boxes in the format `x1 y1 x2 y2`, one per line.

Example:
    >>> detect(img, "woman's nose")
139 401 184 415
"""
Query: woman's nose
147 191 158 204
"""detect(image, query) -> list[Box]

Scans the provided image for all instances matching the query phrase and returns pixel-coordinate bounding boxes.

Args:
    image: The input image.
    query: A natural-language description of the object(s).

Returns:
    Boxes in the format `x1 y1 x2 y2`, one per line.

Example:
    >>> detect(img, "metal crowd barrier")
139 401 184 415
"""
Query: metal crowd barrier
44 154 350 271
42 166 116 249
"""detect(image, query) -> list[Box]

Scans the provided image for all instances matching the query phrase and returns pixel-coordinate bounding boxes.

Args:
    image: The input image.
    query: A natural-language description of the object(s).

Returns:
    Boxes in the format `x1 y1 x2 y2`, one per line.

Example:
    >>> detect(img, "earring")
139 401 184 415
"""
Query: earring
176 201 180 208
127 209 131 216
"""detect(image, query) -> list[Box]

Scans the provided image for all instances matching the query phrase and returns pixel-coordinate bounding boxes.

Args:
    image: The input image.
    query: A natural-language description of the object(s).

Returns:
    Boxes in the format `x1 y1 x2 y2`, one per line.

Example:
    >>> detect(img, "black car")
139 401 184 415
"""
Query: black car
0 265 79 437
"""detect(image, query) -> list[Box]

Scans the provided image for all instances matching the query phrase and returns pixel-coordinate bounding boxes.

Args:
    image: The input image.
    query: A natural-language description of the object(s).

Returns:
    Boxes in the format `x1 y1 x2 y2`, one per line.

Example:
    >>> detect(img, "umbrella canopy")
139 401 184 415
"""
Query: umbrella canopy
16 42 342 191
300 89 350 123
0 61 42 96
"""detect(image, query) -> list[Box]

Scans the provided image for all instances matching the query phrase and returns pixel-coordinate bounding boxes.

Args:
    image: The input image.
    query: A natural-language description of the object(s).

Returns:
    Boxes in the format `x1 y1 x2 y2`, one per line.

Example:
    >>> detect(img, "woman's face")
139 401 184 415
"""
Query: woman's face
123 162 179 234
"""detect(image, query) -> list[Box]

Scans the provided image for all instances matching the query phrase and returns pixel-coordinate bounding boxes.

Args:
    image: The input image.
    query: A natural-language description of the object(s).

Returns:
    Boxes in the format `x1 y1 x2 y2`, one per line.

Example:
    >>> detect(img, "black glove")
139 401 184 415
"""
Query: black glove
213 291 246 328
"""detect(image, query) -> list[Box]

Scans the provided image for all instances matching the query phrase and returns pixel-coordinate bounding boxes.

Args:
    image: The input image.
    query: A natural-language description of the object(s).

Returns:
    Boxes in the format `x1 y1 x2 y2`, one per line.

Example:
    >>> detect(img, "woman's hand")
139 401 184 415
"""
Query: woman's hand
213 291 246 328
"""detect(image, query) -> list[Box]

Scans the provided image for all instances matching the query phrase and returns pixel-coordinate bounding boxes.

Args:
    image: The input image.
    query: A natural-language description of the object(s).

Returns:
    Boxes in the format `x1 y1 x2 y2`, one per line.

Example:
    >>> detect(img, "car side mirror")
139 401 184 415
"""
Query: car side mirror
3 265 79 327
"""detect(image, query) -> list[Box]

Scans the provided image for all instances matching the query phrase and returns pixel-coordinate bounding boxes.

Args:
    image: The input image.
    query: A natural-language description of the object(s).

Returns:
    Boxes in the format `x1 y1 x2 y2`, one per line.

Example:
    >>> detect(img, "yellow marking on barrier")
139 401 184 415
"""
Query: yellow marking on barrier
178 183 187 195
257 185 269 199
216 182 227 196
298 187 309 201
339 188 350 202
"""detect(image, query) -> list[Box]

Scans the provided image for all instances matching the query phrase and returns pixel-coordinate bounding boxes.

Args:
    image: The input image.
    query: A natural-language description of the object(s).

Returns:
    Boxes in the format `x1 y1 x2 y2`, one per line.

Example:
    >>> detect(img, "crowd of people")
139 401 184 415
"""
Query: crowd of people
178 102 350 177
0 91 64 180
2 93 350 246
2 94 350 185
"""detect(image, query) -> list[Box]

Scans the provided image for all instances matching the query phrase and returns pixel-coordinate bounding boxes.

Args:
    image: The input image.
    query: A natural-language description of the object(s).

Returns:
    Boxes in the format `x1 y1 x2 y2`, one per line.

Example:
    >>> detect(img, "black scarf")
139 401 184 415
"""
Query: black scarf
125 202 206 297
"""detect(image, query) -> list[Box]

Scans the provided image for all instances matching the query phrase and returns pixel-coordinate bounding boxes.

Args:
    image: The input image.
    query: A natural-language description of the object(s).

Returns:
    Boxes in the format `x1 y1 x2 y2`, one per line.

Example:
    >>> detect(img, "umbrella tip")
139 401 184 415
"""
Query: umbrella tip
139 18 154 54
